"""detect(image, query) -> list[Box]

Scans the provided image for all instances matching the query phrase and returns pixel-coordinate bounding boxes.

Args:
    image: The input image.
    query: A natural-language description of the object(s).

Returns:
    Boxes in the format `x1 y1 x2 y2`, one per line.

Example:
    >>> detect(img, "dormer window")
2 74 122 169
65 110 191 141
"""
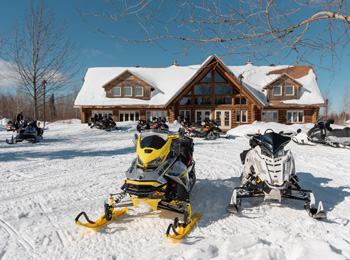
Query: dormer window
285 84 294 96
135 86 143 97
273 85 282 96
124 87 132 97
113 87 121 96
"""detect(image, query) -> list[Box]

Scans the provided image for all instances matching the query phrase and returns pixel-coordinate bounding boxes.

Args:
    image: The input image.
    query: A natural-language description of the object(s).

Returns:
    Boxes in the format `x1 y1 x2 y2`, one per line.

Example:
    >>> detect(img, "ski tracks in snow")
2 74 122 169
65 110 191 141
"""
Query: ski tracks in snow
0 217 35 252
35 194 72 248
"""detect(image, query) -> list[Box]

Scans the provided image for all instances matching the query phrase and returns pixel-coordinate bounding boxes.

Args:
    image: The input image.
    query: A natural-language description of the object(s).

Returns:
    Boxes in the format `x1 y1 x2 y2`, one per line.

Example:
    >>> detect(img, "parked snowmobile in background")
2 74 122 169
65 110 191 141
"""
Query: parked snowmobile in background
75 130 201 241
149 117 169 131
5 120 16 132
307 118 350 148
6 119 43 144
88 115 116 131
226 129 326 219
179 119 222 140
136 120 150 133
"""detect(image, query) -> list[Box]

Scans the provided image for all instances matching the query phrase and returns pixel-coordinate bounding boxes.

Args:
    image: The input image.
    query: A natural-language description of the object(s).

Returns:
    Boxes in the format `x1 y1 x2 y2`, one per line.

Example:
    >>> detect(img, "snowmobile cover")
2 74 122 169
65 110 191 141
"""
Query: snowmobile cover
252 132 291 154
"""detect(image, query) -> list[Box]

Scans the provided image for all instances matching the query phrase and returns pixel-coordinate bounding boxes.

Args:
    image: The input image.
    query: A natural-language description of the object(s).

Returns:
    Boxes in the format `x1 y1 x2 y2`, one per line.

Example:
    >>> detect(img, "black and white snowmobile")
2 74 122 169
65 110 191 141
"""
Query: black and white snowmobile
75 130 201 241
226 129 326 219
307 118 350 148
6 119 43 144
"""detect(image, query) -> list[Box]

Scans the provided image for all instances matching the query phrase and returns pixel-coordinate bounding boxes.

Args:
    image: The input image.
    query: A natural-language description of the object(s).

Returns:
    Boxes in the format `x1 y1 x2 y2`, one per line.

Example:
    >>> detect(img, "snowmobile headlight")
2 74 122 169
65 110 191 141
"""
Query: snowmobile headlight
147 156 165 167
137 156 144 166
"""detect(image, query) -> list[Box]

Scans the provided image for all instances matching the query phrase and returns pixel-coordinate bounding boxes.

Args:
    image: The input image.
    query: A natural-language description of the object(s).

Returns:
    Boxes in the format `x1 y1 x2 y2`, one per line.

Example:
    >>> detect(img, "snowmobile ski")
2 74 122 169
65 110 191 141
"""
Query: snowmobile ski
75 207 129 231
166 213 202 241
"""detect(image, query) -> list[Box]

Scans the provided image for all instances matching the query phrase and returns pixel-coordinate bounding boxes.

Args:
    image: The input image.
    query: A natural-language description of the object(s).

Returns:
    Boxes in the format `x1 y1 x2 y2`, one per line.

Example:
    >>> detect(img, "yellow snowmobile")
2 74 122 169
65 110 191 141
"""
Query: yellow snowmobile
75 130 201 241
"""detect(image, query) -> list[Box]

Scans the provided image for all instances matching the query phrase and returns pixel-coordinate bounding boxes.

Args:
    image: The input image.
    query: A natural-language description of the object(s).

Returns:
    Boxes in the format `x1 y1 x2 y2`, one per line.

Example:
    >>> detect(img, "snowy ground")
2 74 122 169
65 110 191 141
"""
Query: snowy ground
0 120 349 260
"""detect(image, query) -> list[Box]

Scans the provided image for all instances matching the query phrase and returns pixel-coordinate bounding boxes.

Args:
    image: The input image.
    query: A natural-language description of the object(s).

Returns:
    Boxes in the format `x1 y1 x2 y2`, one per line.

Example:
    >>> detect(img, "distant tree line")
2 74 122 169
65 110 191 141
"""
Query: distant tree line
0 88 80 122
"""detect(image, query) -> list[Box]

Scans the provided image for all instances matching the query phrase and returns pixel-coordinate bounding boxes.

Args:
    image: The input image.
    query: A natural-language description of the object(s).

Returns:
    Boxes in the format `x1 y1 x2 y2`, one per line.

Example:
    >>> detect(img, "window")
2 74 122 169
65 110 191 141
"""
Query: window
194 98 212 105
262 111 278 122
273 85 282 96
180 110 191 122
180 97 191 105
285 85 294 96
214 71 227 82
194 85 211 95
287 111 304 123
236 110 248 123
124 87 132 96
200 71 212 82
215 97 232 105
119 111 139 122
234 97 247 105
135 87 143 96
146 111 167 121
196 110 211 124
113 87 121 96
92 110 113 119
186 91 192 96
214 85 232 95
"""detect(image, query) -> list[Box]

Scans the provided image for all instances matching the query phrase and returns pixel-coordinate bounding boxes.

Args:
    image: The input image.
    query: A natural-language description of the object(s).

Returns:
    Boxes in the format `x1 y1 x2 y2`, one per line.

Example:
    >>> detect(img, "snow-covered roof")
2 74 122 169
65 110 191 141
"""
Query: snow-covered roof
74 55 325 107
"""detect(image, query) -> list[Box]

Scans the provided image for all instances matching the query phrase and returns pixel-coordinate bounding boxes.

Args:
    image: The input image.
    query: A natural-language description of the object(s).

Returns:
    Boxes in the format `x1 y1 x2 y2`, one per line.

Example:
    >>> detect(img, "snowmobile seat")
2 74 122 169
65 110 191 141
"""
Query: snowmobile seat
171 137 194 166
328 127 350 138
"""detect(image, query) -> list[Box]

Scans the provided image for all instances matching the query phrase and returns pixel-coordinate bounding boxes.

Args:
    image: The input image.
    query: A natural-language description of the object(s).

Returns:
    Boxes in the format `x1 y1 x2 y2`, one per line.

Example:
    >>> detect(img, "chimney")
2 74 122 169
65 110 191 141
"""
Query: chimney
136 66 140 68
245 59 253 66
269 64 275 66
173 61 179 66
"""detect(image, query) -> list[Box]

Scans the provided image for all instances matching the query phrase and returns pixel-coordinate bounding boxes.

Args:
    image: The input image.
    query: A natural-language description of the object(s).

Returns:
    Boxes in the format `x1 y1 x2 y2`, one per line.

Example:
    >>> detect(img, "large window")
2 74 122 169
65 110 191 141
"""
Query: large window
92 110 113 118
273 86 282 96
200 71 212 82
194 97 212 105
214 85 232 95
135 87 143 96
236 110 248 123
215 97 232 105
113 87 121 96
146 111 167 121
262 111 278 122
124 87 132 97
214 71 227 82
119 111 139 121
194 85 211 95
285 85 294 96
287 111 304 123
234 97 247 105
180 97 191 105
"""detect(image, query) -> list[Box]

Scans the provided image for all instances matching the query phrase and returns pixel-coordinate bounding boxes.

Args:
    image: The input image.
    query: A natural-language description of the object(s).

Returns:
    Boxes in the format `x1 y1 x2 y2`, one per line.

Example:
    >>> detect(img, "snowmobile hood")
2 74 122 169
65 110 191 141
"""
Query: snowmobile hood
136 131 180 168
254 132 291 154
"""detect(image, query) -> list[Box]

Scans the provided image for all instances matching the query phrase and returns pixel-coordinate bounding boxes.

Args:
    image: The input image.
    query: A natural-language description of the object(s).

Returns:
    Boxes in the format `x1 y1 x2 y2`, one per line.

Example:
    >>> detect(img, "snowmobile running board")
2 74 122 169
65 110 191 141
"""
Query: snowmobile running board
227 188 326 219
75 208 129 231
166 213 202 241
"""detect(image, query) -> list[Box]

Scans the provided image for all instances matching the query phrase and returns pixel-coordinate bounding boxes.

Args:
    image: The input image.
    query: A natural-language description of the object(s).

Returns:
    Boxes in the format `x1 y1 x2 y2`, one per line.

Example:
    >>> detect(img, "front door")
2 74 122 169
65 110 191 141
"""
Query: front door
195 110 211 124
215 110 231 130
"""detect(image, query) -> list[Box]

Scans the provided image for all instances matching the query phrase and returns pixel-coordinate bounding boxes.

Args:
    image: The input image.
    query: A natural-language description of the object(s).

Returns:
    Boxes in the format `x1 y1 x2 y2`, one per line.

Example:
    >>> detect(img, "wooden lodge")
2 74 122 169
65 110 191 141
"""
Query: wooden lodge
74 55 326 131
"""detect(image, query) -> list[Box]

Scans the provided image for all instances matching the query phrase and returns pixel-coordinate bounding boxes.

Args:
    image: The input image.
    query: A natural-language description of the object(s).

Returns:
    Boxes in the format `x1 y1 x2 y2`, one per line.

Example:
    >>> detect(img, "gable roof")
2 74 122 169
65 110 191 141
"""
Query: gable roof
74 56 325 108
102 70 155 91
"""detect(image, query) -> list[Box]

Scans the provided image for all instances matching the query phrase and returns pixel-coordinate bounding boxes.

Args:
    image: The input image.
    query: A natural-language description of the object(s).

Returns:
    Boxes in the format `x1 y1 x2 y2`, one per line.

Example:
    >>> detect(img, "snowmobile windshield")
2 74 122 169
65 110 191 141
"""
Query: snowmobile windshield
140 135 167 149
254 132 291 155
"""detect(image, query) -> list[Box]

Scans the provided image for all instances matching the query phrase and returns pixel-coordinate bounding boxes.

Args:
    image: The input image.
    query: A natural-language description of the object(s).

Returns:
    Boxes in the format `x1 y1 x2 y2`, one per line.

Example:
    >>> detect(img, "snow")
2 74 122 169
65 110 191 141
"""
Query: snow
74 55 325 108
1 120 349 260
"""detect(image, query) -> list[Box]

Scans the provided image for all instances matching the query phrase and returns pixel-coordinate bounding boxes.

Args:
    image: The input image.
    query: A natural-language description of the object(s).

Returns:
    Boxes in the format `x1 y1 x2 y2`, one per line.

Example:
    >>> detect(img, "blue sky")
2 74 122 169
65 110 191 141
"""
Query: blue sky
0 0 349 113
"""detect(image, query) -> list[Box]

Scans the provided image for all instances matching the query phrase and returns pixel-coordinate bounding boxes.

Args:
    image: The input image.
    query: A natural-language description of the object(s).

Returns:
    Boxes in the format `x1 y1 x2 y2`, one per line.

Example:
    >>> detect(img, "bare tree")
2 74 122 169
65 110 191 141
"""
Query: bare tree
78 0 350 66
8 0 79 120
342 86 350 121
